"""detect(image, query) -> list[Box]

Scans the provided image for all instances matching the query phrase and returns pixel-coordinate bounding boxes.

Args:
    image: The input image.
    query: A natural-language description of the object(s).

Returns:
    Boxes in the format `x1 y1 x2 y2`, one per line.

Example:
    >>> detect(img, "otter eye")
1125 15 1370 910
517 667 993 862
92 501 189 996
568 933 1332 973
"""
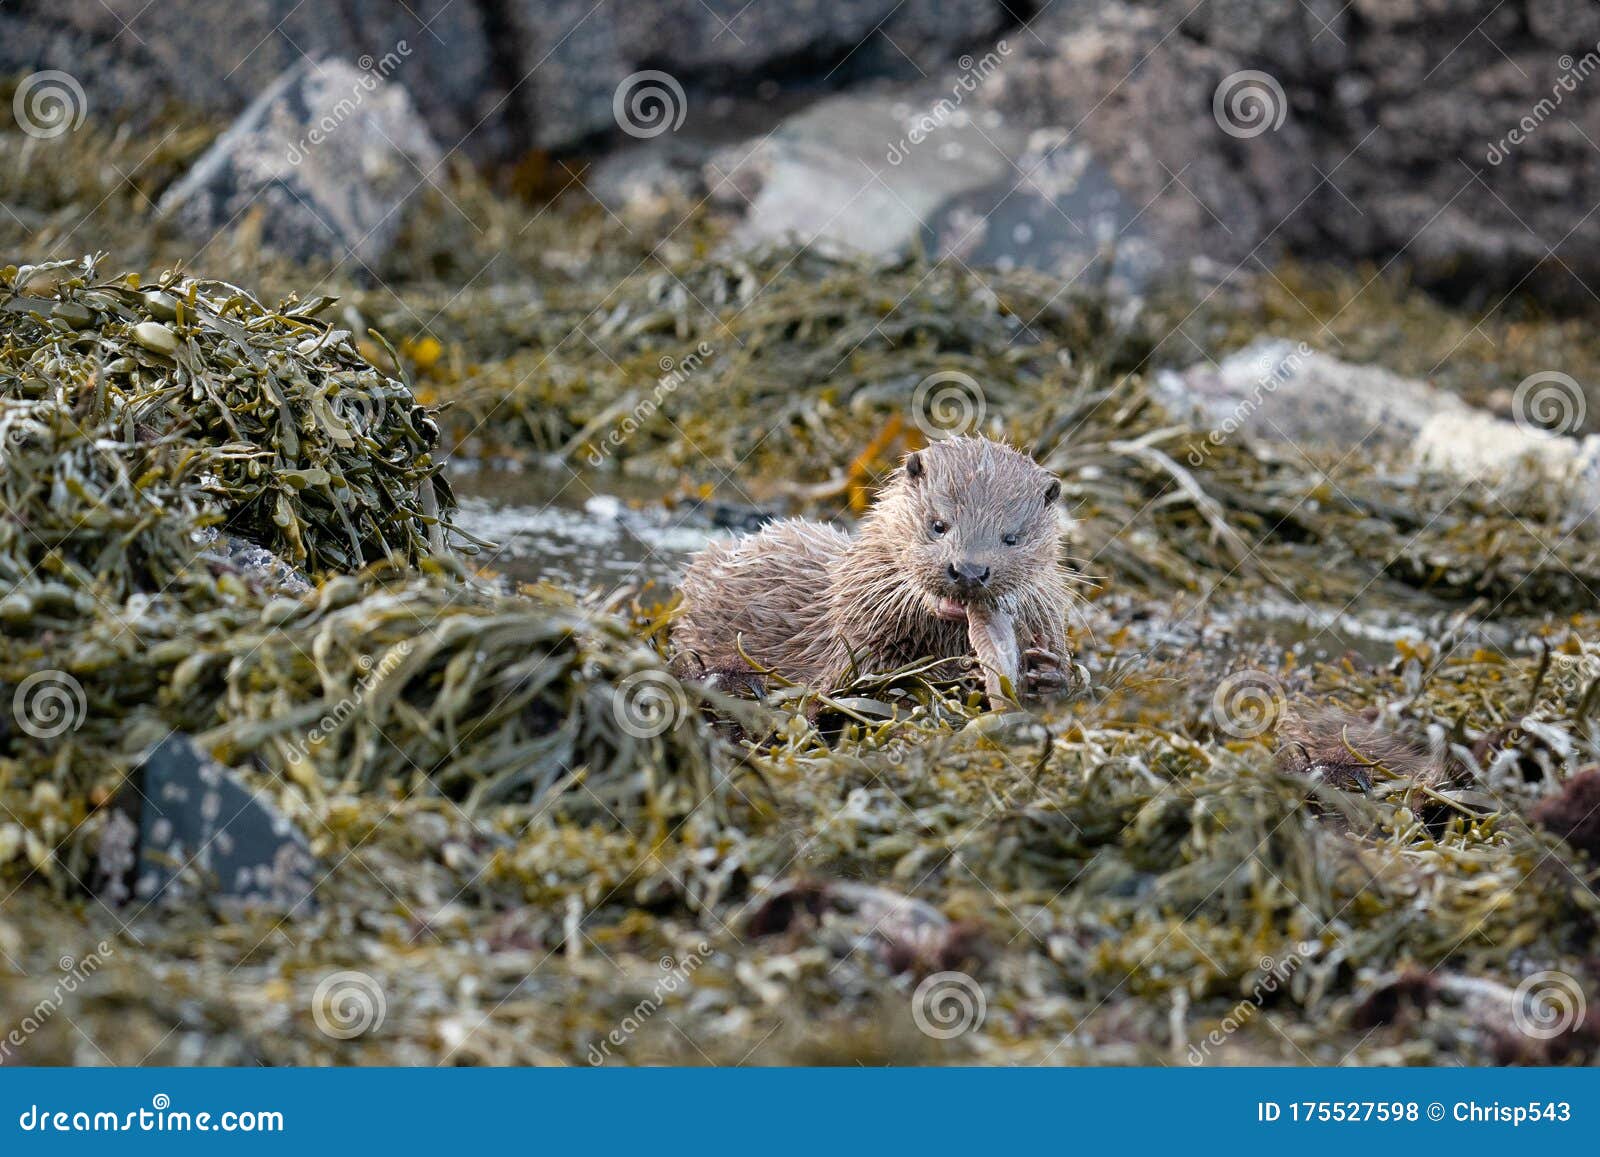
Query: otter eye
930 519 948 536
1002 533 1019 547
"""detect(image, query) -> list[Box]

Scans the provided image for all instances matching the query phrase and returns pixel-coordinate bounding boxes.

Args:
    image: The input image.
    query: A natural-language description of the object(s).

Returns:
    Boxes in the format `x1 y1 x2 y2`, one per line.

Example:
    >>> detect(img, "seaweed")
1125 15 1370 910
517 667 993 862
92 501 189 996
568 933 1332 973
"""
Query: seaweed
1 112 1599 1069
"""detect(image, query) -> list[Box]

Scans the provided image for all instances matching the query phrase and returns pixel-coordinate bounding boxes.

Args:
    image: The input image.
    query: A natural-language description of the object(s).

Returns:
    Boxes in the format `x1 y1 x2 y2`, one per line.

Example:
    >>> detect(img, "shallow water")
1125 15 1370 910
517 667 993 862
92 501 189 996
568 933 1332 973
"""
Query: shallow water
450 464 726 594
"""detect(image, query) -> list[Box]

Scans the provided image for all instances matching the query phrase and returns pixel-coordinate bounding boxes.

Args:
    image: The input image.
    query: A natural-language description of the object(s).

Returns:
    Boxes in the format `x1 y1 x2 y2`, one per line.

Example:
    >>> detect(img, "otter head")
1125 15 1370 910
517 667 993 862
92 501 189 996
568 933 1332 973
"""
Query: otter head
873 436 1062 622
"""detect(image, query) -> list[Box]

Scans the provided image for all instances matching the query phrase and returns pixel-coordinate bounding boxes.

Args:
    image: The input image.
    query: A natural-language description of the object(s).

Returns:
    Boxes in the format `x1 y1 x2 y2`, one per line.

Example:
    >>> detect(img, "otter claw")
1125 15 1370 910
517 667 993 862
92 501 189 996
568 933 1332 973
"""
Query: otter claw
1021 648 1071 697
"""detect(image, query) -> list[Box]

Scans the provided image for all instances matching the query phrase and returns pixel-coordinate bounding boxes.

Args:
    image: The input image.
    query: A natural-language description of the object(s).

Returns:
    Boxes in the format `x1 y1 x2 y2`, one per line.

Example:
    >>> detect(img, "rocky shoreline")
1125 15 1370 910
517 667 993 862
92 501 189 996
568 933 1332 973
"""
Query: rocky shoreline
3 4 1600 1066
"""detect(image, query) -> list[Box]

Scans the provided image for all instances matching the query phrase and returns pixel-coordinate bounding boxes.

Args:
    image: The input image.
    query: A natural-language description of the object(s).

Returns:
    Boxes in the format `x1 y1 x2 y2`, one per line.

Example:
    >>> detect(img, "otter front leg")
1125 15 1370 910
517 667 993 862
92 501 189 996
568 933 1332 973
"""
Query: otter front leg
965 605 1022 710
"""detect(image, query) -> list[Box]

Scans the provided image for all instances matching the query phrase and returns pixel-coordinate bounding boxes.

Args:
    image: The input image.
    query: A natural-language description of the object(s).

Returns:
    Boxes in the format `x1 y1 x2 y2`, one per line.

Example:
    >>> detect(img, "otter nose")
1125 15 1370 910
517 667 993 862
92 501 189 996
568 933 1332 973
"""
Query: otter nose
948 560 990 590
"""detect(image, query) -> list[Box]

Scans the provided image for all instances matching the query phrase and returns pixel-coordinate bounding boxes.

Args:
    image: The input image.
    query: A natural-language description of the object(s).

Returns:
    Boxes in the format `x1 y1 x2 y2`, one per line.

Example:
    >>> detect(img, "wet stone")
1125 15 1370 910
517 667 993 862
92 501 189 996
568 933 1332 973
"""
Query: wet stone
95 735 317 911
157 57 442 266
197 532 313 596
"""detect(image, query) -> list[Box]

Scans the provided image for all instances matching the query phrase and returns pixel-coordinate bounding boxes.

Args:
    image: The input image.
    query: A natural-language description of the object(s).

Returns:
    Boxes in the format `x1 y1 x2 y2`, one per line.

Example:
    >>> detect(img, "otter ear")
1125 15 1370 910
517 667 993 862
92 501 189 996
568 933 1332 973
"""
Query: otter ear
905 451 924 481
1043 478 1061 504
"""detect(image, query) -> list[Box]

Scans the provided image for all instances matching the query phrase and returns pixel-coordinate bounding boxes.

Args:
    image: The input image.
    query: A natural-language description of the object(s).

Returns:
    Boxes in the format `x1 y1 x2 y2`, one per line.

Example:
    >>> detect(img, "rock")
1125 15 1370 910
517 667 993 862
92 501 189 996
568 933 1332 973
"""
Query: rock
1155 340 1446 451
1 0 1002 161
724 91 1017 258
745 878 982 976
512 0 1006 149
707 85 1154 292
1352 968 1600 1066
931 127 1162 292
703 500 778 534
1531 768 1600 862
157 58 441 267
197 532 313 596
981 2 1320 287
1158 339 1600 524
983 0 1600 299
0 0 515 161
94 735 317 909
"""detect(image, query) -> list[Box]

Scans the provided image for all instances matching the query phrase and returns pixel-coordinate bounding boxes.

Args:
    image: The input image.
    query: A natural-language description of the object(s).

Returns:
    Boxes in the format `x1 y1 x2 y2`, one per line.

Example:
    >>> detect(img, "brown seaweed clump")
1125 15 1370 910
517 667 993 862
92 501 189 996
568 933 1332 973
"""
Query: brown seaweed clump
0 256 454 589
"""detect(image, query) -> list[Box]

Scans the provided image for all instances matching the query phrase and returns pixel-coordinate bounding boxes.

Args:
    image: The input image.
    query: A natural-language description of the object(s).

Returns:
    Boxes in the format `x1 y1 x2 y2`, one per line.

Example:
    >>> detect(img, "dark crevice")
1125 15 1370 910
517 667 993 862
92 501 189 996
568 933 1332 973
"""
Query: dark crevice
558 2 1033 159
475 0 539 160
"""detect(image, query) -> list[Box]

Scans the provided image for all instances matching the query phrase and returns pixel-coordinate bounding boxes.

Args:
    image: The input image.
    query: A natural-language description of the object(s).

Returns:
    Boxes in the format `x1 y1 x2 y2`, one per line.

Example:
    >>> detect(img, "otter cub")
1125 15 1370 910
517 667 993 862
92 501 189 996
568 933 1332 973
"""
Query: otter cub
673 436 1072 704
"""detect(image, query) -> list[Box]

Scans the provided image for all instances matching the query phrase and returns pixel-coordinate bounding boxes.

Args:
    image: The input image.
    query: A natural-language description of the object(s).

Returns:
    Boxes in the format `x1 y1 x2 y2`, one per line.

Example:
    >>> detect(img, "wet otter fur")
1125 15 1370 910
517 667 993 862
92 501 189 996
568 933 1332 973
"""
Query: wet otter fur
1276 706 1452 792
672 437 1073 701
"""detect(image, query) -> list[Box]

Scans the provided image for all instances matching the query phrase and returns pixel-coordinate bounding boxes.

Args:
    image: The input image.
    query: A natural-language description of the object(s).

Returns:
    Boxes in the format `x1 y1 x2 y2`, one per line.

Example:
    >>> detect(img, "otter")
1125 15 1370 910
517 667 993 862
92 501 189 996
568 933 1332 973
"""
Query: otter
672 436 1074 706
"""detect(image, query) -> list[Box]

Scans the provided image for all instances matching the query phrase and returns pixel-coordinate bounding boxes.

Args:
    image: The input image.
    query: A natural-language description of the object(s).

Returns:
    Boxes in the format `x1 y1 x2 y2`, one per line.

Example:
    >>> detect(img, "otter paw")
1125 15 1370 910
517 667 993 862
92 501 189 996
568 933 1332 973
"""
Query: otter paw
1021 648 1071 697
670 654 768 700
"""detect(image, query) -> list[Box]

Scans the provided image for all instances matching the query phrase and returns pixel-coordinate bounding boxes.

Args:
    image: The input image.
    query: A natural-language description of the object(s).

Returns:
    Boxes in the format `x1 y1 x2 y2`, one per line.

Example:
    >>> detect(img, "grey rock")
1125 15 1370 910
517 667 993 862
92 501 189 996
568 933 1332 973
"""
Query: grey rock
985 0 1600 300
983 2 1319 286
513 0 1007 149
157 58 441 267
198 532 313 596
929 129 1161 293
1155 339 1460 451
94 735 317 910
1159 339 1600 525
0 0 514 160
706 87 1157 292
725 91 1020 257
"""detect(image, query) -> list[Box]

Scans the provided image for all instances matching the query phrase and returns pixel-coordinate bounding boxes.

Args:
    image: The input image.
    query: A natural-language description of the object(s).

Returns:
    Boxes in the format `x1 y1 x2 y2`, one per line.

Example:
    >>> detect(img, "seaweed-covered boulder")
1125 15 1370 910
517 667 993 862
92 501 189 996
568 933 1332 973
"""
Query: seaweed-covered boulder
0 257 453 590
188 578 738 817
157 58 441 266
